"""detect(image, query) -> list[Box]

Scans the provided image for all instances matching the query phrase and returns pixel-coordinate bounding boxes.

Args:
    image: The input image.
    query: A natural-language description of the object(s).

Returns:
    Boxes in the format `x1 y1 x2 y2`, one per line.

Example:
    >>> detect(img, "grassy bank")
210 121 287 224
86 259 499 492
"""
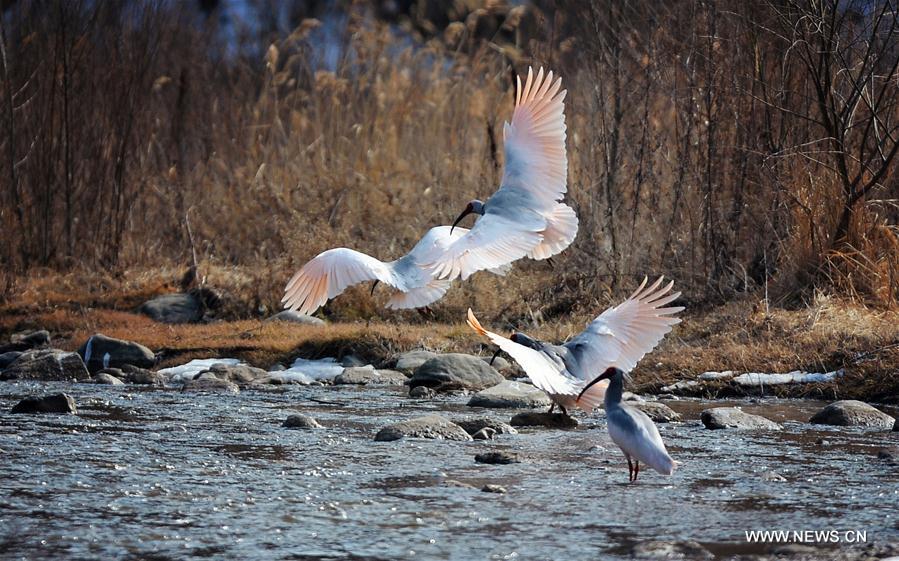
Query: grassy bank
2 268 896 403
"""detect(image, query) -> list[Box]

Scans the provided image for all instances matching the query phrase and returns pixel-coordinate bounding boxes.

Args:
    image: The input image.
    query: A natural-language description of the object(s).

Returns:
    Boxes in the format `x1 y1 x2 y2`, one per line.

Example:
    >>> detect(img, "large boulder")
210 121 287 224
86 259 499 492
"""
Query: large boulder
11 393 76 414
0 330 51 353
199 363 268 385
632 401 682 423
700 407 781 430
394 350 438 374
374 414 472 442
809 400 895 429
409 354 503 392
266 310 325 326
0 351 23 369
334 367 408 385
78 334 155 373
139 293 202 323
467 380 552 409
510 411 578 429
0 349 89 382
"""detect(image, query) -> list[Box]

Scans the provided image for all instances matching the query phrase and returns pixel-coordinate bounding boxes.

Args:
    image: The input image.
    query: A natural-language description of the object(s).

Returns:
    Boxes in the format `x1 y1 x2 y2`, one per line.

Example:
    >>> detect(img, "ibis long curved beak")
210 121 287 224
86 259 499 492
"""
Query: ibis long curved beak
489 347 503 366
370 280 380 296
577 368 616 403
450 208 473 235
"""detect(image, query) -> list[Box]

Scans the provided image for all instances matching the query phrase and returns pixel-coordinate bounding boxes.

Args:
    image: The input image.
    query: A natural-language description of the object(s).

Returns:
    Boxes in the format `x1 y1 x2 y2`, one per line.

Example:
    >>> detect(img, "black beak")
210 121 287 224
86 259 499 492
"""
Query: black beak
577 367 617 403
489 347 503 366
450 208 473 234
370 280 380 296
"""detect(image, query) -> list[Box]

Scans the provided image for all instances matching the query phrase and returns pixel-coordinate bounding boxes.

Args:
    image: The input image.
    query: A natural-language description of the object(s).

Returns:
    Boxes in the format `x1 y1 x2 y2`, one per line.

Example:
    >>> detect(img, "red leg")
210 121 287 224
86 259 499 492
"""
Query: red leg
634 461 640 482
626 456 634 482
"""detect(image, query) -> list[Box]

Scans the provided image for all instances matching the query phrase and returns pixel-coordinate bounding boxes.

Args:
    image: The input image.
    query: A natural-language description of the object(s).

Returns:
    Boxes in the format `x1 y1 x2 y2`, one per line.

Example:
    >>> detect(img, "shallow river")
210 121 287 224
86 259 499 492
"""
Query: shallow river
1 381 897 560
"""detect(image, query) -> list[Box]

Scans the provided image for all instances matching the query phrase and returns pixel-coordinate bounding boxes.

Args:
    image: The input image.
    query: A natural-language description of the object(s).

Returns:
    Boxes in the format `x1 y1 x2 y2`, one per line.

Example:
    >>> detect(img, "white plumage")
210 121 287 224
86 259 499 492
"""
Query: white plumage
466 277 683 413
282 226 507 315
431 67 578 281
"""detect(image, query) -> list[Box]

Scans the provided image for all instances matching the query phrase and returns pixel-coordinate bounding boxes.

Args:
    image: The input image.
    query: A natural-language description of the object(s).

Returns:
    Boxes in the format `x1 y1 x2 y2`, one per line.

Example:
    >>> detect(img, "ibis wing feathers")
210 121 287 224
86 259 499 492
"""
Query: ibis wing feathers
527 202 578 260
387 278 451 310
565 276 683 377
432 216 544 281
282 248 402 315
466 309 581 398
501 67 568 209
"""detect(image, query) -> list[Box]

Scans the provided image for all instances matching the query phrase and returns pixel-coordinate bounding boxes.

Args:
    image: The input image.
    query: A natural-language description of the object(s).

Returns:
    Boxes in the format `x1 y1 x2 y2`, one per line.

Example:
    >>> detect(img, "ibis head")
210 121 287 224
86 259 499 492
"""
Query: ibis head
509 332 540 350
577 366 622 403
450 199 485 234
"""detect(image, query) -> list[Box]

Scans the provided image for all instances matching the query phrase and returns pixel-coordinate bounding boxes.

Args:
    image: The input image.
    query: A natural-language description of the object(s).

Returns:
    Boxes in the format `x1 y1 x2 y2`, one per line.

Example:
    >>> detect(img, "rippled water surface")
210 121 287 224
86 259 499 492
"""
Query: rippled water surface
1 381 897 560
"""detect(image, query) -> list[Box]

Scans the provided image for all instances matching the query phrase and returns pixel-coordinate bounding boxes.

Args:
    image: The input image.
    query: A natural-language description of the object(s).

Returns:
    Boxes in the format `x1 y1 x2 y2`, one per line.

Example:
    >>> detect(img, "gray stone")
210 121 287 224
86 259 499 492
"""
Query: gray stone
472 427 497 440
409 386 436 399
12 329 51 348
632 401 681 423
334 366 408 385
339 354 367 367
374 414 472 442
283 414 323 429
761 470 787 482
121 365 167 386
0 351 23 369
700 407 781 430
394 350 438 373
660 380 699 393
0 349 89 382
11 393 76 414
467 380 552 409
510 411 579 429
78 333 155 373
474 451 522 464
454 417 518 438
93 372 125 385
483 355 514 373
201 363 268 384
631 540 713 560
481 484 507 493
809 400 895 429
182 375 240 394
410 353 503 392
267 310 325 326
139 293 202 324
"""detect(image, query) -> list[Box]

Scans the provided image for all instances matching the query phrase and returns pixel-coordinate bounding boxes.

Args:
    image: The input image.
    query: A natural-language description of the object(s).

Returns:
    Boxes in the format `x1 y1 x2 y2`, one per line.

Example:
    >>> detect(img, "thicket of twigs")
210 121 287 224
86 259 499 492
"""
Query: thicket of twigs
1 0 897 320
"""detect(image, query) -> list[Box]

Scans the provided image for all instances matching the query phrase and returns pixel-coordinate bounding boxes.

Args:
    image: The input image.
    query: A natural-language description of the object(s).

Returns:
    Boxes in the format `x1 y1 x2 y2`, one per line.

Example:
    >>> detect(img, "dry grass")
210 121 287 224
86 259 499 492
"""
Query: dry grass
2 269 897 401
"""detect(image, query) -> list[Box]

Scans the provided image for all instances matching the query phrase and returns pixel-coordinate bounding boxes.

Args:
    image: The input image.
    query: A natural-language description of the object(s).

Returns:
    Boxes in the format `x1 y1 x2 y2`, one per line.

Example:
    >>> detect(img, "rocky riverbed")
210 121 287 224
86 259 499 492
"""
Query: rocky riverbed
2 361 898 560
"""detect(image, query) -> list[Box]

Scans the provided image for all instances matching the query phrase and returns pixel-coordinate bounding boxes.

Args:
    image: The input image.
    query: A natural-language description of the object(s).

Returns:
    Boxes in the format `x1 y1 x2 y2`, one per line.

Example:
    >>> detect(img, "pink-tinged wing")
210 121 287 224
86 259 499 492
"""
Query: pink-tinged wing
501 66 568 209
282 248 401 315
567 277 684 377
466 309 581 398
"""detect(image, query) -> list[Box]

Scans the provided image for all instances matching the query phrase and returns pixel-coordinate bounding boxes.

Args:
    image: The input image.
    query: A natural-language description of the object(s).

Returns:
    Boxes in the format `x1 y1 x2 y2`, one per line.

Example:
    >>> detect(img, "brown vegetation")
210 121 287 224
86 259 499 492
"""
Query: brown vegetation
0 1 897 398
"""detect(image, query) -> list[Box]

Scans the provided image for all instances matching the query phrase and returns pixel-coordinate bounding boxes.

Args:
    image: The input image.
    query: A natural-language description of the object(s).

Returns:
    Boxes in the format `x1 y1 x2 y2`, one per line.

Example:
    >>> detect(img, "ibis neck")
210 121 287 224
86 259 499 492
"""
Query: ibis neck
604 372 624 409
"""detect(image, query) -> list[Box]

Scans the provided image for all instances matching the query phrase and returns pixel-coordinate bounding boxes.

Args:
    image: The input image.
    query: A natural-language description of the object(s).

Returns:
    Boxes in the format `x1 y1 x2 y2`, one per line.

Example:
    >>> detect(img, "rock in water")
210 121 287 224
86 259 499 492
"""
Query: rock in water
408 386 436 399
0 351 23 369
11 393 77 414
283 414 323 429
121 365 167 386
394 350 438 374
409 354 503 392
266 310 325 326
200 363 268 385
334 367 408 385
182 375 240 394
631 540 713 560
139 293 202 323
474 451 522 464
467 380 552 409
700 407 781 430
809 400 895 429
0 350 90 382
481 484 507 493
78 333 155 373
374 415 472 442
632 401 681 423
93 372 125 385
509 411 579 429
454 417 518 438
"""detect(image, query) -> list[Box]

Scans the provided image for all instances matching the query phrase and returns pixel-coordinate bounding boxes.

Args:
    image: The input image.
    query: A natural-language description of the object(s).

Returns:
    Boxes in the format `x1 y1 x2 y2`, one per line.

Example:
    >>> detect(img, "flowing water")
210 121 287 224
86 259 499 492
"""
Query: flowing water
1 380 897 560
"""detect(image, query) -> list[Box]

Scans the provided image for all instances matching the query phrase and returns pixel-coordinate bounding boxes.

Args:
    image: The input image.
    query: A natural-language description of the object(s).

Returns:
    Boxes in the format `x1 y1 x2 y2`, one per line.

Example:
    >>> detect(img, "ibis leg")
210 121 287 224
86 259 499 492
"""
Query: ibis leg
548 403 556 414
626 456 634 482
634 461 640 482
